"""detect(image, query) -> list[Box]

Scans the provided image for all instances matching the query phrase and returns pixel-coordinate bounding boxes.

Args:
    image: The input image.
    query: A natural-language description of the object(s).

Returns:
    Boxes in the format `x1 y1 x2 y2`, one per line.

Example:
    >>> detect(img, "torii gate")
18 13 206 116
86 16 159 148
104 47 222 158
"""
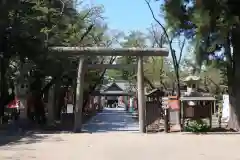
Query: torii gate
49 47 169 133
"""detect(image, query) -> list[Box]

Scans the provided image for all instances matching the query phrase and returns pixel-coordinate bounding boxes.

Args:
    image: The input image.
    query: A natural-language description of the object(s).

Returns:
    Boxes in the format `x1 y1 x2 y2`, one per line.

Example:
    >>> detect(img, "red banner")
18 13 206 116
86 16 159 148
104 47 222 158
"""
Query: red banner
168 96 180 110
7 97 20 109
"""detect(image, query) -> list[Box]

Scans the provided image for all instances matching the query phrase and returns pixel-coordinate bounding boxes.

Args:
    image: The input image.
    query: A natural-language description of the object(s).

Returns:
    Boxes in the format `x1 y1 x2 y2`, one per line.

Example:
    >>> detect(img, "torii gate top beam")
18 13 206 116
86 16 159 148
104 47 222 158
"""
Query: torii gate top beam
49 47 169 57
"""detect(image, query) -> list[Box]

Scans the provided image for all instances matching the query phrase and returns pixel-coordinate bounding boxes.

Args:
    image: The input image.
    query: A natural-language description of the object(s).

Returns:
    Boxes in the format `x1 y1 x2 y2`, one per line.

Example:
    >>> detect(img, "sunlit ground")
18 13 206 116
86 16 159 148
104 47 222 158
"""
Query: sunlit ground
1 132 240 160
0 107 239 160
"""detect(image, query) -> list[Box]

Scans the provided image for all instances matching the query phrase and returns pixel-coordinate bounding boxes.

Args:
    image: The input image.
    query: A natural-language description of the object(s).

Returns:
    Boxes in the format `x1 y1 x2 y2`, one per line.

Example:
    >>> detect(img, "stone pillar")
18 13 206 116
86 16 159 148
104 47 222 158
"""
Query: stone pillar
91 96 96 113
74 56 85 132
137 56 146 133
101 96 105 110
97 96 101 111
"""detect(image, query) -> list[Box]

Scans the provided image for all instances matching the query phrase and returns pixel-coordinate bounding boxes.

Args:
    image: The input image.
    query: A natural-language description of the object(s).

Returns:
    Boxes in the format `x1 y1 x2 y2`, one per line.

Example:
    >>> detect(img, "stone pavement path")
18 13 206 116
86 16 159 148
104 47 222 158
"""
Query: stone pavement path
1 107 240 160
82 107 139 133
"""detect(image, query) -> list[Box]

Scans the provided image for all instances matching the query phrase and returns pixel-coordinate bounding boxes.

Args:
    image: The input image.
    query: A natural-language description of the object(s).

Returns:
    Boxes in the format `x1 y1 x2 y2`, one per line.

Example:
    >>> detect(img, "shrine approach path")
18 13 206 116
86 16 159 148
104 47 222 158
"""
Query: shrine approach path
0 107 240 160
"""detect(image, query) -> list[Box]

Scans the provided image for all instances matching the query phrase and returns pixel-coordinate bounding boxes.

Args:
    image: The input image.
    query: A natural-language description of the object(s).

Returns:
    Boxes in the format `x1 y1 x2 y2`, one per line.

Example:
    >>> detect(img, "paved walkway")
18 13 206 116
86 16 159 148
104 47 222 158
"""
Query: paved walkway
82 107 139 133
1 107 240 160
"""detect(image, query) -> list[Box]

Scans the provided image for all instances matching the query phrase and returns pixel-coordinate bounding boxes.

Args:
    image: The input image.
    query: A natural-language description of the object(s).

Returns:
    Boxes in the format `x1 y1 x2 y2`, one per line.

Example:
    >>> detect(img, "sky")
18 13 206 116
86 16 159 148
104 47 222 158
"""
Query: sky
80 0 189 59
83 0 163 33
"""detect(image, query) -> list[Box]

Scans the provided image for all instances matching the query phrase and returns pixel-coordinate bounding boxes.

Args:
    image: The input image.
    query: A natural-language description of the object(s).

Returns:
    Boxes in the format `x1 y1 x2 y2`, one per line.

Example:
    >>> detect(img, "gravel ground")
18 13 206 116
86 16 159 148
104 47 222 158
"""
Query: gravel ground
0 107 240 160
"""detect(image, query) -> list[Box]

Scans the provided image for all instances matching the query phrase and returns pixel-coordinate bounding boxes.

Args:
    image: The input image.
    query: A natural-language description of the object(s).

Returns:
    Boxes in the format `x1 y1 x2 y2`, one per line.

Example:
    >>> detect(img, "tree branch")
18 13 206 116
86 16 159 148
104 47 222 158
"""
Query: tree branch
143 76 155 89
149 24 168 89
79 24 94 43
178 38 186 64
59 0 65 15
145 0 181 97
145 0 177 70
41 24 94 96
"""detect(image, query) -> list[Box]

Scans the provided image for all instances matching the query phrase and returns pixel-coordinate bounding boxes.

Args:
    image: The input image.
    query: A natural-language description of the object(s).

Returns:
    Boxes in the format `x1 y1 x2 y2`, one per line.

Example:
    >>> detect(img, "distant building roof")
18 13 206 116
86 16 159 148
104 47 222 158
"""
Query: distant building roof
104 82 123 92
101 80 135 92
99 80 135 96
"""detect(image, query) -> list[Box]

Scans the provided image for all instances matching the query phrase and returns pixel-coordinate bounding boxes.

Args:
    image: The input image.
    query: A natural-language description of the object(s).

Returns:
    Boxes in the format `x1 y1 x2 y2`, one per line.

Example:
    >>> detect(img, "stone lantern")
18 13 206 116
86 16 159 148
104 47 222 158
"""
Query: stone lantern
183 75 201 106
183 75 201 96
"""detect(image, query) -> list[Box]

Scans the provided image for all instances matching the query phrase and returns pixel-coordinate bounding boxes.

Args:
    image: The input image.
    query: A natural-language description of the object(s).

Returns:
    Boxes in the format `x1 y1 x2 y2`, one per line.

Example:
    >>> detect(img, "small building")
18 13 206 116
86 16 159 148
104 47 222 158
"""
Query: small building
99 80 135 107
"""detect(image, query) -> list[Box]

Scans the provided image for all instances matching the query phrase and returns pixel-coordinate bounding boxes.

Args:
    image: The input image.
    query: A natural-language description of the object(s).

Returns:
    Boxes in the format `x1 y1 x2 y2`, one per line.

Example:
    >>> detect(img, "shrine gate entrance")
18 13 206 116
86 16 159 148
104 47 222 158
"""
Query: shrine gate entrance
49 47 168 133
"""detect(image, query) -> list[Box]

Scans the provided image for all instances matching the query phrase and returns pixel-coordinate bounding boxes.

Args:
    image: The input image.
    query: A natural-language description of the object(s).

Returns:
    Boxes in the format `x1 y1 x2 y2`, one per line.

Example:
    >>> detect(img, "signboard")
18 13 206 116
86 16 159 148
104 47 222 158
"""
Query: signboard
222 94 230 122
66 89 74 104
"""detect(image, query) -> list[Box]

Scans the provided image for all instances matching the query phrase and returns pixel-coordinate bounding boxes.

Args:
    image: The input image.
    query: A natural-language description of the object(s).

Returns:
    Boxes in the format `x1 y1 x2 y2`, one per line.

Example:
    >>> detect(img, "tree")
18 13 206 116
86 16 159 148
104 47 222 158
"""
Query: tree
117 31 146 81
144 24 171 89
161 0 240 130
145 0 185 98
0 0 115 123
111 28 181 91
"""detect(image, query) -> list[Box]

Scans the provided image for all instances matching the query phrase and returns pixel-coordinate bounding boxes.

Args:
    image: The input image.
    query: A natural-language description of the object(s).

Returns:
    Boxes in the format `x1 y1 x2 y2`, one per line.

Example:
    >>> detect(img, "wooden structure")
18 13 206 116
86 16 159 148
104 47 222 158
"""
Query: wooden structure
145 89 164 132
49 47 169 133
180 96 216 129
87 64 137 70
99 82 134 97
161 96 180 132
92 81 134 109
99 82 134 108
146 88 165 101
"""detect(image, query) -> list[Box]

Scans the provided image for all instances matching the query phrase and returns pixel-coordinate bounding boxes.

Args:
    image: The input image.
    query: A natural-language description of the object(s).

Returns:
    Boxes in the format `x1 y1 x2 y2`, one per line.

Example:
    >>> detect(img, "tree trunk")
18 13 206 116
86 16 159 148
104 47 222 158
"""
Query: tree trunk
227 67 240 131
227 29 240 130
0 57 8 123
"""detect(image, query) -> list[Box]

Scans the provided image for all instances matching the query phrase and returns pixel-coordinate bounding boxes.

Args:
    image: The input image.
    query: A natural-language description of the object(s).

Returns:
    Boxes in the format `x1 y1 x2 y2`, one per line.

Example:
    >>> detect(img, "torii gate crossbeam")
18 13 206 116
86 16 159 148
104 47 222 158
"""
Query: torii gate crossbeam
49 47 169 133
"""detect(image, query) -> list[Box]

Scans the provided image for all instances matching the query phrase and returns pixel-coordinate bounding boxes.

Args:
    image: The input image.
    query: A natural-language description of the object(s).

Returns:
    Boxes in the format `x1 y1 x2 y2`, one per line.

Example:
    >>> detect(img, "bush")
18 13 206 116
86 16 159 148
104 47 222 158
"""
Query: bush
184 119 210 133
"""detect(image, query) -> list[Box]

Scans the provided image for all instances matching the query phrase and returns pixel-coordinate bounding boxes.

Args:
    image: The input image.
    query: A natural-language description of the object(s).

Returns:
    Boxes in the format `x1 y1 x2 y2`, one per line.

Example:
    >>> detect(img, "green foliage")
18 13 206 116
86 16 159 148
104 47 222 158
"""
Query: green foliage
0 1 113 94
112 29 177 89
162 0 237 65
184 119 210 133
116 31 147 81
160 0 239 97
106 69 123 80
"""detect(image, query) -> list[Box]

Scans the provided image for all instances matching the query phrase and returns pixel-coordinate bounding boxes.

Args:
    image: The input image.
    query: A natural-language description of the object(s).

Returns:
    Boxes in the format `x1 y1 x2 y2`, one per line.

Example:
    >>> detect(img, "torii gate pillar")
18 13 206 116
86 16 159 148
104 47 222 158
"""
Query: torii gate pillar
137 56 146 133
73 56 85 132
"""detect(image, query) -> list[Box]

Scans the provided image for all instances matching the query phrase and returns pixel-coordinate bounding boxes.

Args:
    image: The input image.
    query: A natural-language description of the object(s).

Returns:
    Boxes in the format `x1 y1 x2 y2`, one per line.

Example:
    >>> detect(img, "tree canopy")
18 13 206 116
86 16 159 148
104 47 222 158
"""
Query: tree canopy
0 0 116 119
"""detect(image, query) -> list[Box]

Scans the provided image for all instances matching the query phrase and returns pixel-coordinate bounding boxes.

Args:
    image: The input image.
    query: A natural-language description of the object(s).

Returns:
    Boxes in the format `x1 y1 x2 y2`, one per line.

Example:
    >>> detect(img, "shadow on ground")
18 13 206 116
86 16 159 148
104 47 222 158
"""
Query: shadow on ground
0 131 51 146
0 121 71 147
0 108 138 146
0 112 95 146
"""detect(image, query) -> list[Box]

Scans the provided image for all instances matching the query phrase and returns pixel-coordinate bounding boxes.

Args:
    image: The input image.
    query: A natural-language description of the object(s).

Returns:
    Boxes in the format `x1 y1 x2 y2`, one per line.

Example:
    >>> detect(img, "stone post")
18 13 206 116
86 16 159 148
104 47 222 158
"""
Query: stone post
137 56 146 133
74 56 85 132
